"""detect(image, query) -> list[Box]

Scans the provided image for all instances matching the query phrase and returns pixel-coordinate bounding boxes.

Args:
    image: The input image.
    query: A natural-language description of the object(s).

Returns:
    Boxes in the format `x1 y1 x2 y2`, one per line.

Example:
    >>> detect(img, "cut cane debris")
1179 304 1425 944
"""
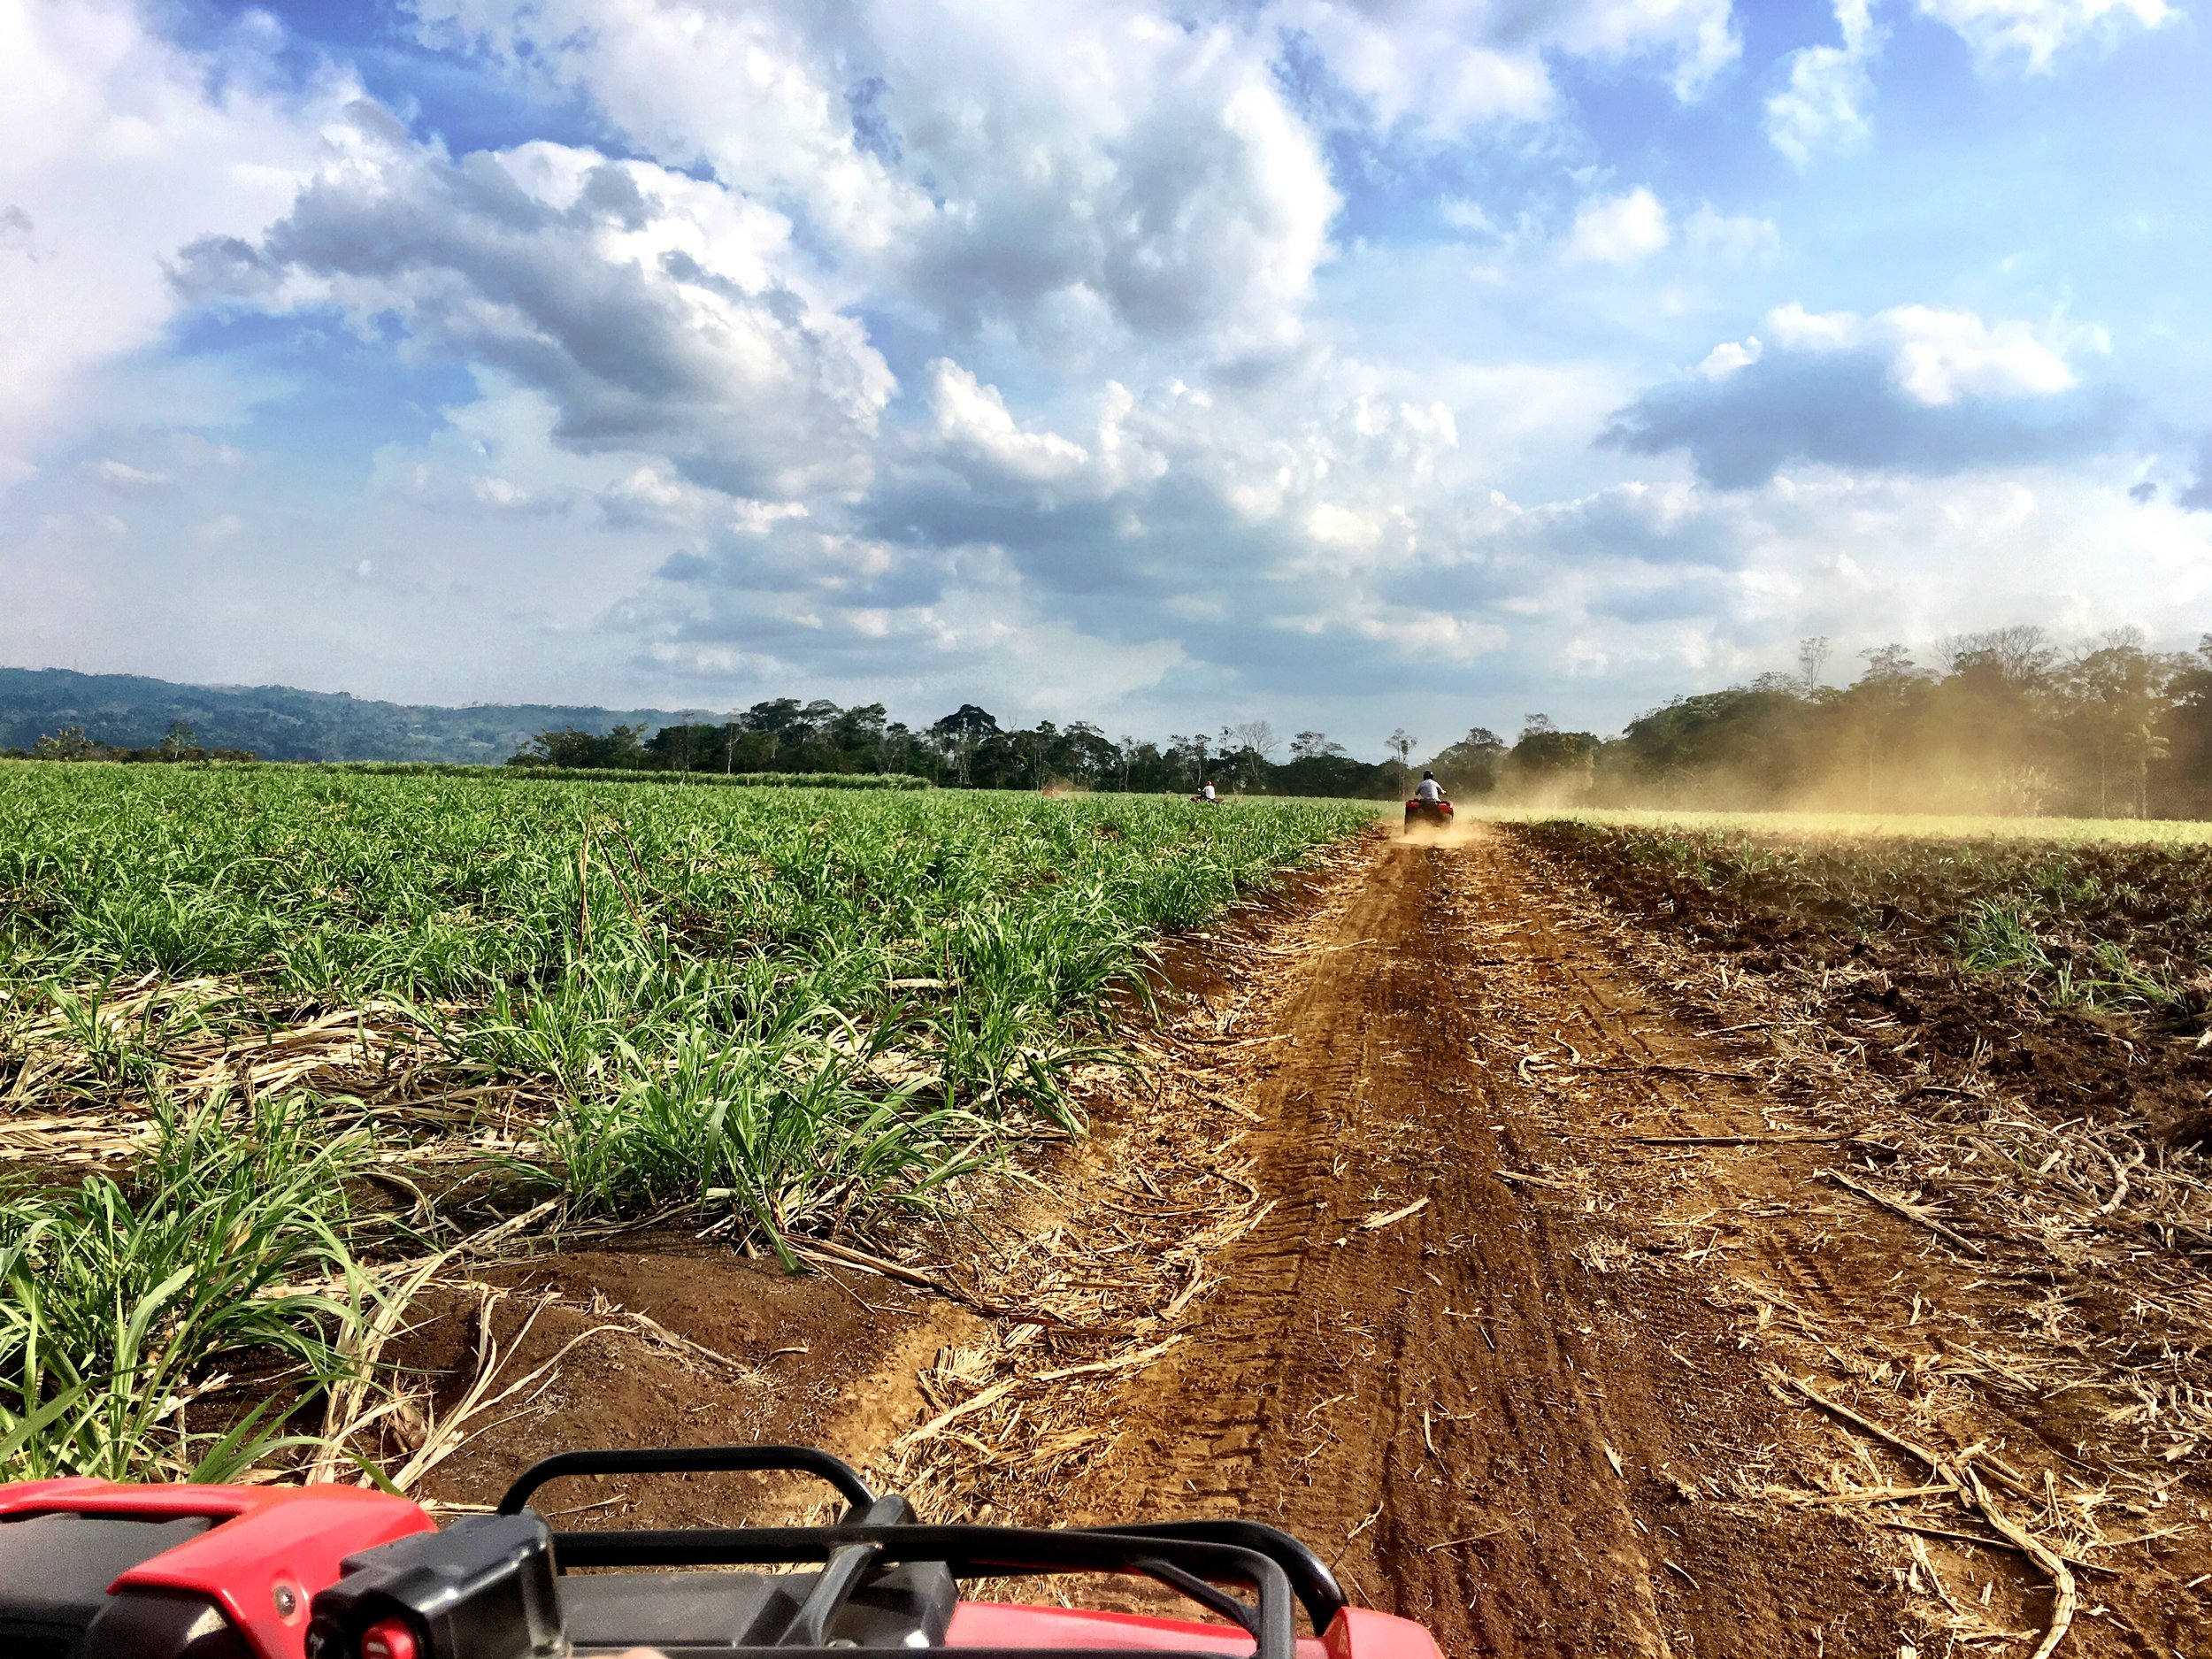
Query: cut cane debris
1360 1196 1431 1231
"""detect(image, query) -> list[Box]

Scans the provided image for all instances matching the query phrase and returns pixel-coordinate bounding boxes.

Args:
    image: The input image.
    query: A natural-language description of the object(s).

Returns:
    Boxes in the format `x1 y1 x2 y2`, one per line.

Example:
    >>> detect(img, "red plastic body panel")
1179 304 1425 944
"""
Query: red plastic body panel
949 1603 1323 1655
0 1479 434 1659
1 1478 1448 1659
947 1603 1442 1658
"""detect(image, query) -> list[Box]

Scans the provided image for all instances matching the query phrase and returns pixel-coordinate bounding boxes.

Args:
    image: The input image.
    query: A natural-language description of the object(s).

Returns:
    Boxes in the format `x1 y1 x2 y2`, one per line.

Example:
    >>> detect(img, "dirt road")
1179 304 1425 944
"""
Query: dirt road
995 827 1903 1658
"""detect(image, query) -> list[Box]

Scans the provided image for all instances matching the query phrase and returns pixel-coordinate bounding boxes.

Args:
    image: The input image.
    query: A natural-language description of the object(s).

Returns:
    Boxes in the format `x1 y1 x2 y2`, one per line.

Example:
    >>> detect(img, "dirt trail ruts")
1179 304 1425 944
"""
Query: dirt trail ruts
1027 827 1903 1659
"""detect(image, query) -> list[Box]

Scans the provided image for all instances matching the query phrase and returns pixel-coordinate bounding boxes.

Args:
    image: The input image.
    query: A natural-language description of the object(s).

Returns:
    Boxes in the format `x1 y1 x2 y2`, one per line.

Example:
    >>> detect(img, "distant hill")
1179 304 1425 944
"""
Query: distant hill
0 666 691 764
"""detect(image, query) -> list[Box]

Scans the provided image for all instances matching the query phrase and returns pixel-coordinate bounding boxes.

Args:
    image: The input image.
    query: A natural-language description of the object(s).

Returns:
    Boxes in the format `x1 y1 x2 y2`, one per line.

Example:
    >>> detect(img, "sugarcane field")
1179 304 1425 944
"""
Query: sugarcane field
2 760 2207 1658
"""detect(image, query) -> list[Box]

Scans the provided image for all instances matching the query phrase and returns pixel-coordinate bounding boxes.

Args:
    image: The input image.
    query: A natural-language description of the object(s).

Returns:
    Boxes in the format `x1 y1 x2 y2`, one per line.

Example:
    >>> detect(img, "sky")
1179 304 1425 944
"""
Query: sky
2 0 2208 751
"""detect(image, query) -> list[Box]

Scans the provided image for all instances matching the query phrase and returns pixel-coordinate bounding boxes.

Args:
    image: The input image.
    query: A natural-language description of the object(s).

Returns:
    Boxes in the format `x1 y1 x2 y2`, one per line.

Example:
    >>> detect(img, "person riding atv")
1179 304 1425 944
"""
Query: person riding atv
1404 769 1452 830
1191 779 1219 804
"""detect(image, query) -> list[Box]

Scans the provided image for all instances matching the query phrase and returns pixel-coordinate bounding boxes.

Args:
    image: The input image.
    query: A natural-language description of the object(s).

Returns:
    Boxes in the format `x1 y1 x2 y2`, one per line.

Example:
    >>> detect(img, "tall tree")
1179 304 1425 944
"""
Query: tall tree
1231 718 1279 760
930 704 1000 787
1797 635 1832 695
1845 645 1924 810
2063 630 2178 818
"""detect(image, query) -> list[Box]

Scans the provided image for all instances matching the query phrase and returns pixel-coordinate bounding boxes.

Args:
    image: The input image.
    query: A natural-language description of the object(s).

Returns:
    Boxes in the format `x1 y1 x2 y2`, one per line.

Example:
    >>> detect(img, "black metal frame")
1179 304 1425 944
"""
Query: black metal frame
496 1445 1348 1658
498 1445 879 1516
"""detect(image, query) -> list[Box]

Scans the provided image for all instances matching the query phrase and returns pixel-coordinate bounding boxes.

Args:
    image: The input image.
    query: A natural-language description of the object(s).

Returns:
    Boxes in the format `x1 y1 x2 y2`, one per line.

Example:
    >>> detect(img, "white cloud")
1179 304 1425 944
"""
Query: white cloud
1440 196 1496 236
1304 500 1382 550
190 111 896 499
921 361 1176 502
1699 336 1763 379
0 0 350 482
171 434 248 470
926 360 1094 487
1565 188 1671 265
732 499 810 536
468 476 535 511
1764 0 1881 166
1763 301 1864 353
1766 303 2080 403
1684 204 1781 263
1878 306 2082 403
1265 0 1740 130
414 0 1340 365
5 0 2193 749
88 458 168 489
1384 463 2212 717
404 0 1754 372
1916 0 2170 73
1350 609 1508 662
601 465 708 529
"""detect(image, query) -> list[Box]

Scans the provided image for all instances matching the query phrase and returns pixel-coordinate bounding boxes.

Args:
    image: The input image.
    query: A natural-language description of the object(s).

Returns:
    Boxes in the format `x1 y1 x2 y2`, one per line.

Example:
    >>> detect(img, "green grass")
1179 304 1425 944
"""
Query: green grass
6 759 927 788
0 769 1374 1479
1 767 1375 1244
1954 899 2183 1014
0 1099 369 1481
1468 803 2212 846
1953 899 2055 975
288 762 930 787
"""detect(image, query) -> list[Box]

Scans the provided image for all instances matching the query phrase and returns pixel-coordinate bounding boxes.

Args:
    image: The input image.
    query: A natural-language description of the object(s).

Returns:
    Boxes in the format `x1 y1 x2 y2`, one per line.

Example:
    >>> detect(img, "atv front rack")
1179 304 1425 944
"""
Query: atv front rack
0 1443 1437 1659
309 1444 1357 1659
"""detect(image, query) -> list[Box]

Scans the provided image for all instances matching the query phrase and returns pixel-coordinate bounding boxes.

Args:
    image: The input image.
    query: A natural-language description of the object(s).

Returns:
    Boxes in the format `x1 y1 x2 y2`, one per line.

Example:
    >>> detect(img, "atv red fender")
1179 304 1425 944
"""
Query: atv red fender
0 1446 1445 1659
948 1602 1437 1656
0 1475 430 1657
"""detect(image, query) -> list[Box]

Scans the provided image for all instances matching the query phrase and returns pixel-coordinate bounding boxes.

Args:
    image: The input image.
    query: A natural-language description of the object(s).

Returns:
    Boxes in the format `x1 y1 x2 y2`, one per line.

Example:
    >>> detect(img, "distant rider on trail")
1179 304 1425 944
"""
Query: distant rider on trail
1198 779 1217 803
1404 768 1453 830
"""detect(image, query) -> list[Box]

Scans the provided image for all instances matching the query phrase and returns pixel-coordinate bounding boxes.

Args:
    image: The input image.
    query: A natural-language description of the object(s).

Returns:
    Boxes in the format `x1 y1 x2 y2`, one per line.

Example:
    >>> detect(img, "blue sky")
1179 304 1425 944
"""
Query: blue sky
2 0 2206 751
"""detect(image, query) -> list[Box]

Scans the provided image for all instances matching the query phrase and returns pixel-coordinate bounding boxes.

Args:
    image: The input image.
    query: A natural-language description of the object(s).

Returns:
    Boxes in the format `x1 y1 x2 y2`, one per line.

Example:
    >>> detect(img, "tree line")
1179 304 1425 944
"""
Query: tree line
3 722 257 764
509 628 2212 818
18 627 2210 818
508 699 1417 797
1425 627 2212 819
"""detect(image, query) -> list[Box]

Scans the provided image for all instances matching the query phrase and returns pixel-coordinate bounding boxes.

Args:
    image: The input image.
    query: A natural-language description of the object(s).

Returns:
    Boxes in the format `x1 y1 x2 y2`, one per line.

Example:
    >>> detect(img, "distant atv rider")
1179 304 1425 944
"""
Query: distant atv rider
1404 768 1453 831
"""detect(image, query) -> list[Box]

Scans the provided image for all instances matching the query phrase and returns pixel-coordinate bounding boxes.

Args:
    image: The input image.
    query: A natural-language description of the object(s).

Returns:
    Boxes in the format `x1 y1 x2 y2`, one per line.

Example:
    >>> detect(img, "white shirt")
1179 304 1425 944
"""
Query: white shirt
1413 778 1441 802
1200 783 1217 800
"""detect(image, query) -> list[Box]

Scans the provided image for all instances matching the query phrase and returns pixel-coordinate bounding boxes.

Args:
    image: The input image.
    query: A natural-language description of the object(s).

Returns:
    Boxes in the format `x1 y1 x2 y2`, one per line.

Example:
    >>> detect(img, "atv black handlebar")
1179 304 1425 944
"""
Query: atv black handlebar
1084 1519 1346 1634
497 1443 878 1517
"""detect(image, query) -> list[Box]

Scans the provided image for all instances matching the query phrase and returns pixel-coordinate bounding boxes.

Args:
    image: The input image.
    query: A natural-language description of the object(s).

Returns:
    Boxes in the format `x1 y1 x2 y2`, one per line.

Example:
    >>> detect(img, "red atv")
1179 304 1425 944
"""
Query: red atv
0 1444 1443 1659
1402 796 1452 831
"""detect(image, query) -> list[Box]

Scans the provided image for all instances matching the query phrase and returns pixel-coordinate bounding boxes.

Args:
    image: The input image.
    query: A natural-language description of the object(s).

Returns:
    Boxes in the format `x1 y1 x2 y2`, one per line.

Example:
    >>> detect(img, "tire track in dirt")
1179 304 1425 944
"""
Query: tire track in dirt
1500 834 2212 1659
1043 827 1903 1659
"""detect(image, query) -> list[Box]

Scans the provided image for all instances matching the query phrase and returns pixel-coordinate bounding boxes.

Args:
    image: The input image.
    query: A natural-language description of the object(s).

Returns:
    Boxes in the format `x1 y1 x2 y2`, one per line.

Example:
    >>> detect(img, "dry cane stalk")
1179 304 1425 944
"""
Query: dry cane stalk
1791 1380 2076 1659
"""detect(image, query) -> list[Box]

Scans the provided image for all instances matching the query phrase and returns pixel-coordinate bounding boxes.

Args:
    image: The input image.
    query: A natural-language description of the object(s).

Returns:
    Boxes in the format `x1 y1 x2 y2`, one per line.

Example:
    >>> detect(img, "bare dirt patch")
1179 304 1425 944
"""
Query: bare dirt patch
385 1246 970 1528
1496 820 2212 1657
